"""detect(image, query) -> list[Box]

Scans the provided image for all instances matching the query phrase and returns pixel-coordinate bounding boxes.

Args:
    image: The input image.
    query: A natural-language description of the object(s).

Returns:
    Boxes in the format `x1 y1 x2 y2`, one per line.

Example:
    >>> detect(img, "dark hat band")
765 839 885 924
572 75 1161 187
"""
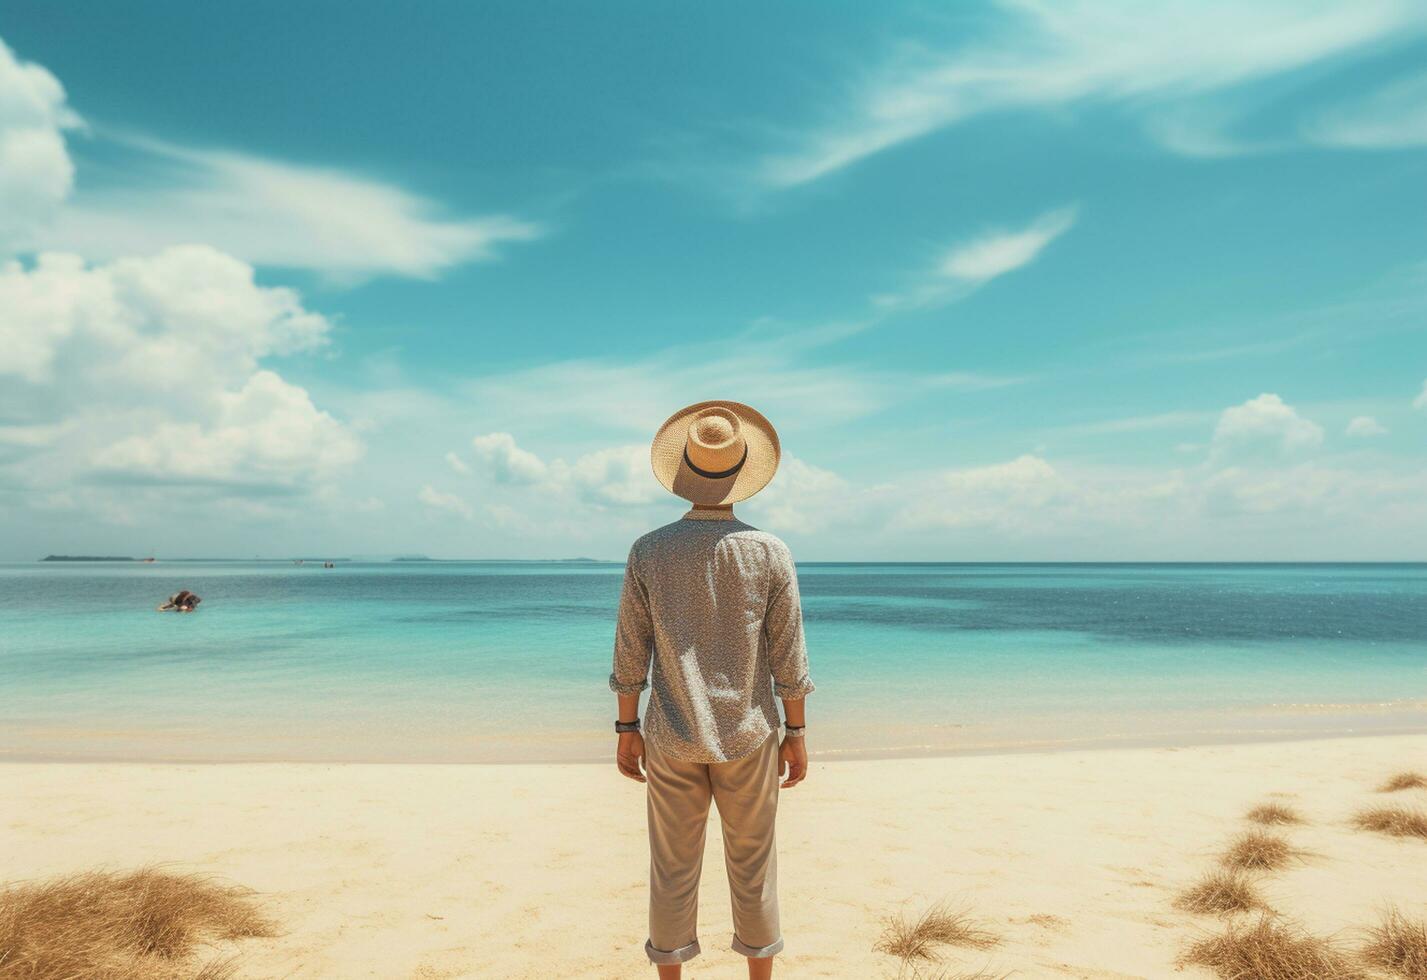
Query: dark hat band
682 444 747 480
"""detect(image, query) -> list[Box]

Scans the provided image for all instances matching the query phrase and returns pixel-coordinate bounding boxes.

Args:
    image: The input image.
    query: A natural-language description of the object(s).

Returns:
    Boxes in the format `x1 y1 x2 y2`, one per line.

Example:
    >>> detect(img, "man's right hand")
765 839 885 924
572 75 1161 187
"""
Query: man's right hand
779 736 807 788
616 731 646 783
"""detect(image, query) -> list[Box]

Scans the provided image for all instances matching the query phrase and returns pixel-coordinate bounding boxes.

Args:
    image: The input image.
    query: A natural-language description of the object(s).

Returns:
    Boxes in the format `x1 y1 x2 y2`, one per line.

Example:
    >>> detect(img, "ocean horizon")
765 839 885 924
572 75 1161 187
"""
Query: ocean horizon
4 559 1425 764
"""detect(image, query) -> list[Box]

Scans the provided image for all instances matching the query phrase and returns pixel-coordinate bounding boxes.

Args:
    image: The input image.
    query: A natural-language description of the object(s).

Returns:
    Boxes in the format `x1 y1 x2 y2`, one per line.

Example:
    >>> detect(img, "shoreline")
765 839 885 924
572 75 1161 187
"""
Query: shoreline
5 708 1427 765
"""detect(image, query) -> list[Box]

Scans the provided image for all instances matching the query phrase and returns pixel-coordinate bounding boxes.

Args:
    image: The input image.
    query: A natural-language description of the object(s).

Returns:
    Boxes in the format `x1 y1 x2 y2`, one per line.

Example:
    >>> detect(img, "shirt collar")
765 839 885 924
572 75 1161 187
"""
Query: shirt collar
682 505 737 521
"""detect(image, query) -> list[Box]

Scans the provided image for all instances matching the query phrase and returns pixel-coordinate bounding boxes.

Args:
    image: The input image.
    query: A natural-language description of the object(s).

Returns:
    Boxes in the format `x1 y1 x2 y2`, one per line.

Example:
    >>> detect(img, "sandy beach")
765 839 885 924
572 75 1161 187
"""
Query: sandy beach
5 733 1426 978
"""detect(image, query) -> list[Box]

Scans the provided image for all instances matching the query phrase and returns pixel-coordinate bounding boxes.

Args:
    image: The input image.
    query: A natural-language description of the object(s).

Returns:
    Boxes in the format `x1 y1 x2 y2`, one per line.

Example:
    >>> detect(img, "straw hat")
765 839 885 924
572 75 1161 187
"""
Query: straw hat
651 400 780 505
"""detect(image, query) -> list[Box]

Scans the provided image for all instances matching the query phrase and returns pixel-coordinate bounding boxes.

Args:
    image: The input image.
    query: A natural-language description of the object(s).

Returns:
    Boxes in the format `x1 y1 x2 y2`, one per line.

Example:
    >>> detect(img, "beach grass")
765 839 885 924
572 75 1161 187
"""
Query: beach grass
1361 907 1427 979
1174 870 1266 916
1352 806 1427 840
0 867 274 980
1245 802 1304 826
874 902 1001 964
1182 915 1365 979
1378 772 1427 793
1219 830 1302 871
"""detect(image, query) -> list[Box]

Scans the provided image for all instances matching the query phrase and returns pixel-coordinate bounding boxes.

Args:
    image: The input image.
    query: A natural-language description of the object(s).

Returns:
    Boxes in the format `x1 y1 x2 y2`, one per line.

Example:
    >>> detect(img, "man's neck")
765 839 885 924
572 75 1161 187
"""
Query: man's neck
683 503 736 520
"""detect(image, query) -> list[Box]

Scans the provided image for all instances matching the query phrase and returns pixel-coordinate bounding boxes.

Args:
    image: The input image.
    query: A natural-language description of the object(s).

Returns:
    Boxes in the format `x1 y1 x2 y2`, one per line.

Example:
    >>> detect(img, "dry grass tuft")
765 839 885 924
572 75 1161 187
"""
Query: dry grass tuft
1023 913 1068 929
1219 830 1301 871
1246 802 1304 826
1379 772 1427 793
874 902 1001 964
1362 907 1427 980
0 867 275 980
1353 806 1427 841
1174 870 1266 916
1183 915 1366 979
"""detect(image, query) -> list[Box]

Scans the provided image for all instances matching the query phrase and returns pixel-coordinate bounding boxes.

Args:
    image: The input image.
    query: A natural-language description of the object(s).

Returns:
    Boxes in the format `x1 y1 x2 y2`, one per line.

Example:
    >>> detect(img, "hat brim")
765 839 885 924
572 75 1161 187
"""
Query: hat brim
651 400 780 505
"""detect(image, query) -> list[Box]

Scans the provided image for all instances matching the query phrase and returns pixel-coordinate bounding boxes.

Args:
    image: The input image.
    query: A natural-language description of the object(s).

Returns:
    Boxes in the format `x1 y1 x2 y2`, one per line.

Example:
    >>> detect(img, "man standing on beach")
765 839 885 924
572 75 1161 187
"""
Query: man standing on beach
610 400 815 979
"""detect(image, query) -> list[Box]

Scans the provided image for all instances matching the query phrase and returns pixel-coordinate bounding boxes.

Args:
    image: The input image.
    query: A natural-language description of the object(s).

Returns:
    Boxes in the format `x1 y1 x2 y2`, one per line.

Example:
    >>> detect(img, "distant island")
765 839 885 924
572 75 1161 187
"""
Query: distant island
37 554 606 563
41 555 137 562
390 556 603 563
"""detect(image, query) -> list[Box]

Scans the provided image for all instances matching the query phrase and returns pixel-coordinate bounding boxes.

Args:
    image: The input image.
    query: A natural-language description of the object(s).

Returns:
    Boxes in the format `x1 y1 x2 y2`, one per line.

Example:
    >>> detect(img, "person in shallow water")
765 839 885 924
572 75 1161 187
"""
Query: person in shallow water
609 401 815 980
158 590 201 612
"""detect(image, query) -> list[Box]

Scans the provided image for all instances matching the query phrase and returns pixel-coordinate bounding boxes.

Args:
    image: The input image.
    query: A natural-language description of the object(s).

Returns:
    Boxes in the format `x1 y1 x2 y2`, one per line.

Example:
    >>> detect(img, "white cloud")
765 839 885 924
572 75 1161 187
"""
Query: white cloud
741 455 855 534
884 449 1427 556
758 1 1427 186
0 38 79 254
0 421 73 449
891 453 1197 539
875 207 1077 311
0 245 327 385
1201 463 1424 520
1308 69 1427 148
563 444 662 506
460 433 661 508
0 246 361 498
35 137 541 280
897 455 1069 531
471 432 549 485
1415 379 1427 409
444 450 471 474
1211 393 1324 461
1346 415 1387 437
93 370 361 486
418 484 473 520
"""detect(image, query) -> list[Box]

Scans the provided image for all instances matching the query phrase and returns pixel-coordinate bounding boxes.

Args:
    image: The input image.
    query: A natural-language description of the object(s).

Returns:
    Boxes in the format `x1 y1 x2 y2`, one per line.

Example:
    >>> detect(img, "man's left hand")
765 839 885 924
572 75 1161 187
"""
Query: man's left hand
616 731 646 783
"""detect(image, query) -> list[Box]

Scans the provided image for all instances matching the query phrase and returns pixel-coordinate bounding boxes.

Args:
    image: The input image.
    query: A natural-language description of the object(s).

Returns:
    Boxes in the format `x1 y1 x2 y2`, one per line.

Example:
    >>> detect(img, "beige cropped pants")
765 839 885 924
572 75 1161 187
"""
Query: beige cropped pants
643 731 782 964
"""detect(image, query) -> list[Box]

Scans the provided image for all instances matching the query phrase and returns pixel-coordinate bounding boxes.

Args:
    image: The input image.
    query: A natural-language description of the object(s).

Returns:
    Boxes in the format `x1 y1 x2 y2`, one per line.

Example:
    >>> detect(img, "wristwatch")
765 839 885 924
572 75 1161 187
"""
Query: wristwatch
783 723 806 738
615 718 641 733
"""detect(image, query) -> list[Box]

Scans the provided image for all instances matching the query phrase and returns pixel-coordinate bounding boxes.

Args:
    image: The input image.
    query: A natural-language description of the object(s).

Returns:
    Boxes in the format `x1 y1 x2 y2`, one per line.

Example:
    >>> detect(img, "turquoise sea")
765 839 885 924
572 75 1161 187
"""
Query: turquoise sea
2 561 1425 762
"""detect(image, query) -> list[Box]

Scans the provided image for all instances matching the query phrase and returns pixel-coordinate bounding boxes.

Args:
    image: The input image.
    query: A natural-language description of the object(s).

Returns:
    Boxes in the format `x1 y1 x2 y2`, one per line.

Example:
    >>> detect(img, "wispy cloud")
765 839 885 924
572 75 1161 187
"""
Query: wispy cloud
1054 410 1216 437
1307 69 1427 148
418 484 473 520
875 206 1077 310
455 329 1023 443
757 1 1427 187
35 134 542 280
1346 415 1387 437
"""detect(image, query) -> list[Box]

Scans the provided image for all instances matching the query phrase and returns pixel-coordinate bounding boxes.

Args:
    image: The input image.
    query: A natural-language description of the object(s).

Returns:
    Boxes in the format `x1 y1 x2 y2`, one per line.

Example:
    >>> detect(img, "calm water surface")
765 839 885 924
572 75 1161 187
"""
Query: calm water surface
2 561 1424 761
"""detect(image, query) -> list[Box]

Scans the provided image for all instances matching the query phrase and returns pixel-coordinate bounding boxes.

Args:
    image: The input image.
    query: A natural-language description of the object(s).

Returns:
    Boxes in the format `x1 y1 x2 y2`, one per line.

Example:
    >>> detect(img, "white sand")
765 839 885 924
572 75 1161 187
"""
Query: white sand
4 734 1426 978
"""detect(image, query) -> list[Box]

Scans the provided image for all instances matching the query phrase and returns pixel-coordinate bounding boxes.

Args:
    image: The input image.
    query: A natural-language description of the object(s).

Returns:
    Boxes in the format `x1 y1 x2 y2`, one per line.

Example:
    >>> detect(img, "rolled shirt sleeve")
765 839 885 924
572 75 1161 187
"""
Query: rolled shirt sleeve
765 545 815 701
609 545 655 695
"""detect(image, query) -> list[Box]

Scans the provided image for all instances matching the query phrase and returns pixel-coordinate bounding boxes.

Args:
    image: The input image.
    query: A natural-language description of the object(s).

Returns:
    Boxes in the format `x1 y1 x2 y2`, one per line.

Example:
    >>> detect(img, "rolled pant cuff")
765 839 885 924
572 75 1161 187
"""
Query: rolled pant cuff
645 938 701 964
731 935 784 958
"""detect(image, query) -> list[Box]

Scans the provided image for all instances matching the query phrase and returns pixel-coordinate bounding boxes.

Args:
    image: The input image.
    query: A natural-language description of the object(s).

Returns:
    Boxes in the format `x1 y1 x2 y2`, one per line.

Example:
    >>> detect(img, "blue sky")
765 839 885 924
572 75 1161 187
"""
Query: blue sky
1 1 1425 560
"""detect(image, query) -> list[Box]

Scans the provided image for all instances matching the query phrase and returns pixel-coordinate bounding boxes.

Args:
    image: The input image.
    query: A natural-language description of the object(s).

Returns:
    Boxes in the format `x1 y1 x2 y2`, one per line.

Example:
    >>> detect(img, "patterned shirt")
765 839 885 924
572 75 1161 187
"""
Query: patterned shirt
609 506 815 763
